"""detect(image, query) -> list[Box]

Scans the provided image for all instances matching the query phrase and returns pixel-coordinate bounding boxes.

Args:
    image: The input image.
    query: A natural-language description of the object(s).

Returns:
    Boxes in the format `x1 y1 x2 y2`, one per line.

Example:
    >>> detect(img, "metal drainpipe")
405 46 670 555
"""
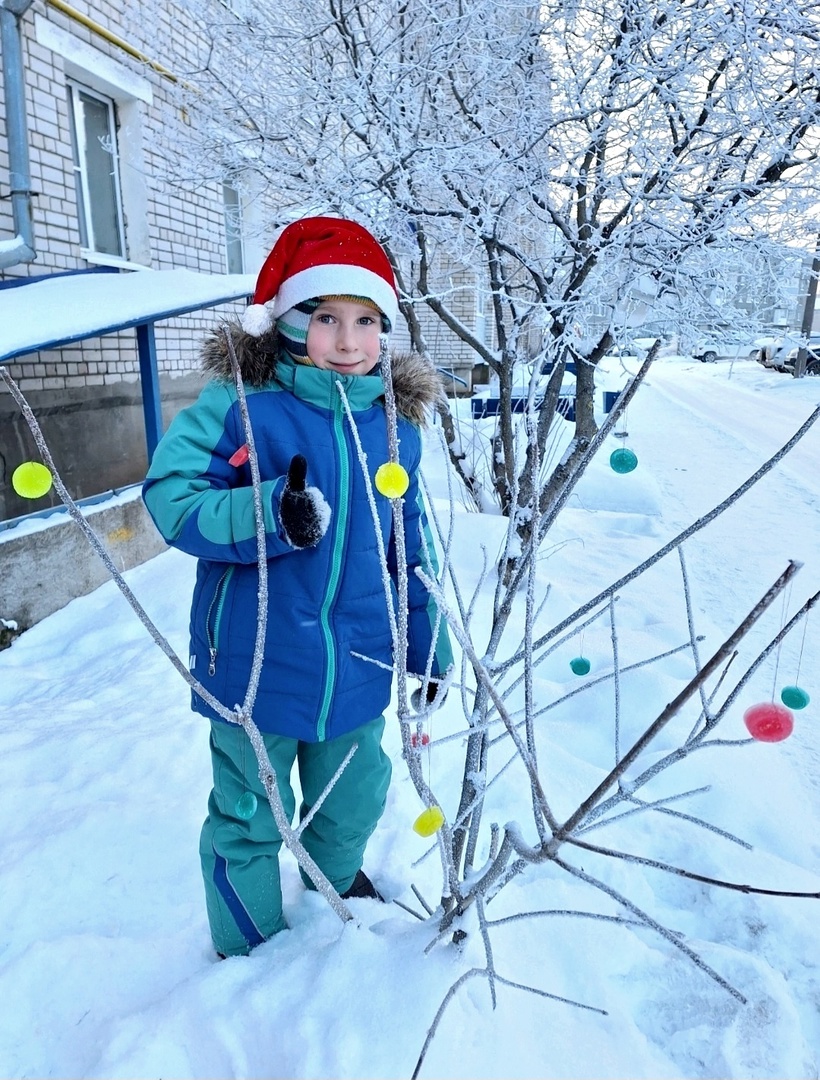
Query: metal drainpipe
0 0 37 269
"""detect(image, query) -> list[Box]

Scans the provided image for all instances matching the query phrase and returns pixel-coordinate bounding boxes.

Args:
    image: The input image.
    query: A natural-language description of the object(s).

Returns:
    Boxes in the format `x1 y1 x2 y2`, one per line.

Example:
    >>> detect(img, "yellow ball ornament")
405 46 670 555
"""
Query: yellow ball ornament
413 806 445 837
12 461 53 499
374 461 409 499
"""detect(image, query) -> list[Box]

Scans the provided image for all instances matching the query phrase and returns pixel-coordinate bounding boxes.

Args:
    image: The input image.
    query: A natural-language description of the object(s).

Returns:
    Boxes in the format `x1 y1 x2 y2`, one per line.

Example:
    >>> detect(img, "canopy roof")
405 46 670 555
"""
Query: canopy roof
0 267 256 363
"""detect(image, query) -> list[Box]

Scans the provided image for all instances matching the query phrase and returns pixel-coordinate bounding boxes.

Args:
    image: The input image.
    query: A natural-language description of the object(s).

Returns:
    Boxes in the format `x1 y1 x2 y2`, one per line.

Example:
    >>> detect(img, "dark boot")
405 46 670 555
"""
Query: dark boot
340 869 385 902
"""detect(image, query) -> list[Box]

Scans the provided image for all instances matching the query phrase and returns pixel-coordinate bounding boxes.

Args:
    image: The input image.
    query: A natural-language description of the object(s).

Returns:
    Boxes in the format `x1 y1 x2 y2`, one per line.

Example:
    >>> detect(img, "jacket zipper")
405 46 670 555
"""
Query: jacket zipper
315 393 350 740
206 565 235 676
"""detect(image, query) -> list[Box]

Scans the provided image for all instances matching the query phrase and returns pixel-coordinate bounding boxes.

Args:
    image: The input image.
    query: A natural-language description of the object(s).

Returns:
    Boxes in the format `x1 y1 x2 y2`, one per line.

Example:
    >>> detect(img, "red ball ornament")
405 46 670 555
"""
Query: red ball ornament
743 702 794 742
410 732 430 748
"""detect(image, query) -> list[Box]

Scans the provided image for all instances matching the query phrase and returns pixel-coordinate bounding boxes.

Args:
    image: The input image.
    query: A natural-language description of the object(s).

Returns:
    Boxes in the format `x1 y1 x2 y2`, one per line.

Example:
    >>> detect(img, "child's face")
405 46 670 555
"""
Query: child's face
306 299 382 376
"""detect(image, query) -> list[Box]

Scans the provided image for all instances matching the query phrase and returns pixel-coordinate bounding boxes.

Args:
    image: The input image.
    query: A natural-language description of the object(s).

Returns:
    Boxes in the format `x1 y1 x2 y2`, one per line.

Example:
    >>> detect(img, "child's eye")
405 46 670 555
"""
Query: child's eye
316 313 335 324
358 315 376 325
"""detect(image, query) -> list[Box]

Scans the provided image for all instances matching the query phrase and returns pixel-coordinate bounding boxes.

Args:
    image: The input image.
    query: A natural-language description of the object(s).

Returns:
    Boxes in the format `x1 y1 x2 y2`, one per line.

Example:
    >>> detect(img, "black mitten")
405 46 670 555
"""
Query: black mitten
410 673 449 712
278 454 331 549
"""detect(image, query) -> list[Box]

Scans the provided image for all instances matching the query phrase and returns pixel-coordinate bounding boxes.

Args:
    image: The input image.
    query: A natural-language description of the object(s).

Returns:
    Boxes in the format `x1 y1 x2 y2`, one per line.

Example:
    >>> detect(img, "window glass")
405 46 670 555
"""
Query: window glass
223 183 244 274
67 82 125 257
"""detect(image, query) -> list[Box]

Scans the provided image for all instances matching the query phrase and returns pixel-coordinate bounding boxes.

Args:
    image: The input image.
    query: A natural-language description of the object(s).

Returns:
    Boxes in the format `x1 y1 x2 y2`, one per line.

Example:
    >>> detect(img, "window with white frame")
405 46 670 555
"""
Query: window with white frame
223 182 245 274
66 80 126 258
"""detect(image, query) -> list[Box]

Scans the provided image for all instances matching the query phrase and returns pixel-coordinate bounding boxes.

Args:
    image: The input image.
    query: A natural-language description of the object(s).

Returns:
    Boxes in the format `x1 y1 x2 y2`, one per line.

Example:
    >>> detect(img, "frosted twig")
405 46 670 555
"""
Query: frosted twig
490 639 698 745
484 908 642 929
335 380 398 645
580 788 754 850
548 561 801 848
295 743 358 838
690 589 820 741
554 858 747 1002
566 837 820 898
418 567 559 832
224 330 267 719
609 595 622 766
504 404 820 670
1 361 355 925
0 366 228 720
678 545 711 737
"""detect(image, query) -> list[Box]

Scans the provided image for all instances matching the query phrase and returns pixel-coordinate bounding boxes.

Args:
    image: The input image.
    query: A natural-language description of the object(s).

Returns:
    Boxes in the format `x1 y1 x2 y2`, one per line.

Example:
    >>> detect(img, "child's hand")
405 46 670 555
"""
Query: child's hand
410 672 450 713
278 454 331 549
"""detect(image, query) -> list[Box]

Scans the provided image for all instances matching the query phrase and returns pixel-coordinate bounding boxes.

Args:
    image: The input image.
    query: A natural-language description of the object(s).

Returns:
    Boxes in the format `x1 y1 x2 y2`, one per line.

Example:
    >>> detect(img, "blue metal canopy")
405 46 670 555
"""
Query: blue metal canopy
0 266 255 458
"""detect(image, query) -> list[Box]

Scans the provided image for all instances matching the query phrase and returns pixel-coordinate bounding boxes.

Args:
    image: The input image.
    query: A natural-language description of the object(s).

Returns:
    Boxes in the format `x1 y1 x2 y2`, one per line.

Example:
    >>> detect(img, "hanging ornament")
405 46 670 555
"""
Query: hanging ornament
410 731 430 748
228 444 249 467
780 685 810 710
743 702 794 742
374 461 409 498
12 461 53 499
609 448 638 474
570 656 591 676
413 805 445 837
235 792 258 820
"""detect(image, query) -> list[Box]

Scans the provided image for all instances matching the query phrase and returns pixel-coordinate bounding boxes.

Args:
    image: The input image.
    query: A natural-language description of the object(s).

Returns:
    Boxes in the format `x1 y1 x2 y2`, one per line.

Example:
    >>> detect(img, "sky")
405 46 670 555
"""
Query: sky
0 354 819 1079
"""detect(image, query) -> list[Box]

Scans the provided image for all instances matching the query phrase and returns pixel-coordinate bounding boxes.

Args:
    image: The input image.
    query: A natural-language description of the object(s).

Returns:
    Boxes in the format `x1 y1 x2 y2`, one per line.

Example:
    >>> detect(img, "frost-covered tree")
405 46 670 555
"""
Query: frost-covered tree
143 0 820 541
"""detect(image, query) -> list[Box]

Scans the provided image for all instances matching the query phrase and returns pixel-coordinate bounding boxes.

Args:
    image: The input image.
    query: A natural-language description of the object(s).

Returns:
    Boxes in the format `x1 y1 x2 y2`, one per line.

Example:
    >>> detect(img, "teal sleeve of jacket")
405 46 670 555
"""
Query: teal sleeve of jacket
142 381 295 564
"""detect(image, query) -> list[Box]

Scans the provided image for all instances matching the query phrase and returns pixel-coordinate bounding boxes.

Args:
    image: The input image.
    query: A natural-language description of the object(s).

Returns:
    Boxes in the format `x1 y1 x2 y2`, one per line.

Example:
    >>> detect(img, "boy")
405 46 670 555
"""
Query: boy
143 216 453 957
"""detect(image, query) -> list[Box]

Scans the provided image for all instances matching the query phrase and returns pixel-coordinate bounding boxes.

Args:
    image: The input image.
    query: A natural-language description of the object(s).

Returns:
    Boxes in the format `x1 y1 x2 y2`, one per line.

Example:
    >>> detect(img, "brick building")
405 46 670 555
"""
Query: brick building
1 0 488 535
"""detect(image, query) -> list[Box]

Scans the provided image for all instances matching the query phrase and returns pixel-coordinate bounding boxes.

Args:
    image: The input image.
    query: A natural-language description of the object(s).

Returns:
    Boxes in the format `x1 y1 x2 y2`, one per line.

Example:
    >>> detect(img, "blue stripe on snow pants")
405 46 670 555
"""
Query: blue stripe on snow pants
199 714 391 957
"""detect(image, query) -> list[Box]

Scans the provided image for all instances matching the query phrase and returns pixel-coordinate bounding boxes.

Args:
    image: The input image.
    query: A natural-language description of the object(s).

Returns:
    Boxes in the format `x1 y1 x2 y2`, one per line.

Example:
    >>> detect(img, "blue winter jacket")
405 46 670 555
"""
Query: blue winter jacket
142 327 453 742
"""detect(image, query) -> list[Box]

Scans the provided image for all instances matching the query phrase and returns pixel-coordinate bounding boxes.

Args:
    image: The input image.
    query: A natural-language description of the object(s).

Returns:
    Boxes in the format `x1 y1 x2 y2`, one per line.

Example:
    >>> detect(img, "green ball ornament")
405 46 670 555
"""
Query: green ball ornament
235 792 258 820
610 448 638 474
12 461 53 499
570 656 591 676
780 685 810 710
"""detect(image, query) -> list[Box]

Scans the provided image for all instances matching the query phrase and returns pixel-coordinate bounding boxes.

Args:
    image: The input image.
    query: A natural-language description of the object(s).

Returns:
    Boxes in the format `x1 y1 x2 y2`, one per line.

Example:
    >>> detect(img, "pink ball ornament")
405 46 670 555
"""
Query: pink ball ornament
743 702 794 743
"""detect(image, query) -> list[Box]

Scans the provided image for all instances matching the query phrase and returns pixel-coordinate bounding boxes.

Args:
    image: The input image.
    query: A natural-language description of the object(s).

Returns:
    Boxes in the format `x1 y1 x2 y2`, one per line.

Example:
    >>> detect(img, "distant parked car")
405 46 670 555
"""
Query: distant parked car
691 335 761 363
783 334 820 375
757 334 820 374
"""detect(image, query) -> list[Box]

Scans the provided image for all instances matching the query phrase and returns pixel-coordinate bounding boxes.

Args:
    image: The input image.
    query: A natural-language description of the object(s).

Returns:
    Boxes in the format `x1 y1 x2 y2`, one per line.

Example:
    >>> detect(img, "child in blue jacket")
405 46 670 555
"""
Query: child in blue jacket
143 216 453 957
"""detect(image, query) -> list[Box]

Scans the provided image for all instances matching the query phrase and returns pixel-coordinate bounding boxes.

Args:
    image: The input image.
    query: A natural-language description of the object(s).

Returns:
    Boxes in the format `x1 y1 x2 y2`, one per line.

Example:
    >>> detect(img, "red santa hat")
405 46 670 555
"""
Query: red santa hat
241 216 399 337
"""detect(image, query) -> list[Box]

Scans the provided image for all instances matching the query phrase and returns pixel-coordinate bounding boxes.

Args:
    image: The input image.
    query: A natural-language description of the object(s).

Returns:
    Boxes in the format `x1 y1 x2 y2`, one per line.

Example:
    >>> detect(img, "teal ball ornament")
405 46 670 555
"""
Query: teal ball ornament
610 448 638 474
235 792 258 820
780 685 810 710
570 656 591 676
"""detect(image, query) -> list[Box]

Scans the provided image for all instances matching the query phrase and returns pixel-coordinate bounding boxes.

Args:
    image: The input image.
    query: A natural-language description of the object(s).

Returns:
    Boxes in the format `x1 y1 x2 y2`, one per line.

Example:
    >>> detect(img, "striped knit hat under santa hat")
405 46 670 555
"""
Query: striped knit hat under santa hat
241 216 399 343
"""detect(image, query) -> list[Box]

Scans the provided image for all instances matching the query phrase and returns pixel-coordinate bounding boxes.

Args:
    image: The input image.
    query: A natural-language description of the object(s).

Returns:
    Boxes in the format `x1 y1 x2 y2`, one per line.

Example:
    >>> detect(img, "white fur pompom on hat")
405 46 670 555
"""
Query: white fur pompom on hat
241 215 399 338
241 302 276 337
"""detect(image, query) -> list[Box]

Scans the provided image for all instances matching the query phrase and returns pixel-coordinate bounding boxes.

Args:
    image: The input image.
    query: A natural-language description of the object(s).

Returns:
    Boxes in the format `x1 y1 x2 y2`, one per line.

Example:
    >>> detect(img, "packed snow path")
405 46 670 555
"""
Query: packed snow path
0 355 818 1079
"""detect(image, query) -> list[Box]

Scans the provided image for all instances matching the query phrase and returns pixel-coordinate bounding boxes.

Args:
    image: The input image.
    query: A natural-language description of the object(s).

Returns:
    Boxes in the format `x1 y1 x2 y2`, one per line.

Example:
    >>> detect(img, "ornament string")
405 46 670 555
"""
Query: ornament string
770 580 792 701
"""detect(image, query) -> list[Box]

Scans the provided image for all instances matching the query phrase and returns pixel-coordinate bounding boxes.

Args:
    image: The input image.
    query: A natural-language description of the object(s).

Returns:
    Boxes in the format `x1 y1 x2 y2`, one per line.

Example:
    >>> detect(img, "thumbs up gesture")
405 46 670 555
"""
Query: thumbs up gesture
278 455 331 549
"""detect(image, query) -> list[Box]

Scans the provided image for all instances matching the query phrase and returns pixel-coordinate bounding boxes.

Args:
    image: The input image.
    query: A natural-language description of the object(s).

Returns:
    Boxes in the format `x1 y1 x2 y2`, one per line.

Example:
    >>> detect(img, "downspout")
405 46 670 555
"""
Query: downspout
0 0 36 269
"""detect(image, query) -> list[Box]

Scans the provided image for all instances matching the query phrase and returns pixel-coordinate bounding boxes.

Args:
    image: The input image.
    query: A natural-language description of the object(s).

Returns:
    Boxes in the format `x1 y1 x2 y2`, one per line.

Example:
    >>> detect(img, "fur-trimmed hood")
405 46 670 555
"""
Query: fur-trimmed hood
201 320 445 427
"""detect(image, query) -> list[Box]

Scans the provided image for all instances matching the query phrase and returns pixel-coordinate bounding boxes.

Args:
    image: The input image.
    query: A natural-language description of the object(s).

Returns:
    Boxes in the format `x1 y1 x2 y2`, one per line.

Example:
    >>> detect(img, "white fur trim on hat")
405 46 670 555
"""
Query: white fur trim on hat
271 265 399 328
242 302 276 337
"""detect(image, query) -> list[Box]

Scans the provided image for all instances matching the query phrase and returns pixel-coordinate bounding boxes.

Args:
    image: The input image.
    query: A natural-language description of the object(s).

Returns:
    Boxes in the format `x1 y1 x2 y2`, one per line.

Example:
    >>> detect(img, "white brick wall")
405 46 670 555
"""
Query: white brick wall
1 0 252 390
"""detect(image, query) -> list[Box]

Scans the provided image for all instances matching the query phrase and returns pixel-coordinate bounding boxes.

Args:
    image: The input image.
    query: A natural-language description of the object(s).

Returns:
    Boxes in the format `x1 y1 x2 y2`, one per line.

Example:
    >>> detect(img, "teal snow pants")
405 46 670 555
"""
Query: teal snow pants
199 714 391 957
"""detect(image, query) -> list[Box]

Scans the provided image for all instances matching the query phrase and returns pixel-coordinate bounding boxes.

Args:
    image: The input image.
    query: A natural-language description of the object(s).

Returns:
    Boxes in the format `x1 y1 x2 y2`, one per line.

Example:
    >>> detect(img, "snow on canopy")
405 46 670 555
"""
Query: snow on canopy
0 268 256 363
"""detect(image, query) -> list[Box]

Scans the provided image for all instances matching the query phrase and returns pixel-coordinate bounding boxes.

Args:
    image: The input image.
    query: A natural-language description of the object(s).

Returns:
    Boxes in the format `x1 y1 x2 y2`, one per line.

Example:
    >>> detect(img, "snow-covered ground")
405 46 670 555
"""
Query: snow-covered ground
1 355 819 1079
